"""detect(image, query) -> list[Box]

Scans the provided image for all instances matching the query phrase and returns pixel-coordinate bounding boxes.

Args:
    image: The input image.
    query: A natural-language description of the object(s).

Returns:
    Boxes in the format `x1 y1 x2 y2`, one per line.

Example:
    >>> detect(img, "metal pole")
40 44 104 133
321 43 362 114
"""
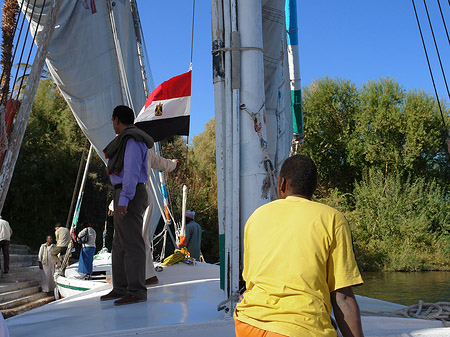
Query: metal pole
223 0 234 311
211 0 226 291
65 142 88 228
69 145 93 231
229 0 241 315
237 0 267 241
180 185 187 248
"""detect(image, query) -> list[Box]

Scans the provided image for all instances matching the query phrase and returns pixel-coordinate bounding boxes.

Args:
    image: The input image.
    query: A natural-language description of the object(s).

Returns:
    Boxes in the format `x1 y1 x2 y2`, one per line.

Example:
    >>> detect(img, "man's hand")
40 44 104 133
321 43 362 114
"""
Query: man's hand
175 159 182 170
108 209 114 217
331 286 364 337
116 205 127 219
39 262 43 270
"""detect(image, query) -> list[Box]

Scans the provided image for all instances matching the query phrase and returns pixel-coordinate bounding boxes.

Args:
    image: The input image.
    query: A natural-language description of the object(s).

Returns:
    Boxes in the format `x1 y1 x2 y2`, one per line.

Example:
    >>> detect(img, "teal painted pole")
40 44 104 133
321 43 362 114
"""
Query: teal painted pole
286 0 304 142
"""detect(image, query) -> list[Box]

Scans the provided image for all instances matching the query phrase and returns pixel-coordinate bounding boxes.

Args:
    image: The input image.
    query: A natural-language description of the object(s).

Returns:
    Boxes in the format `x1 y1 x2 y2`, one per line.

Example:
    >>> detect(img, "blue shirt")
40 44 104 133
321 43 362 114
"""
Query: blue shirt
109 138 148 207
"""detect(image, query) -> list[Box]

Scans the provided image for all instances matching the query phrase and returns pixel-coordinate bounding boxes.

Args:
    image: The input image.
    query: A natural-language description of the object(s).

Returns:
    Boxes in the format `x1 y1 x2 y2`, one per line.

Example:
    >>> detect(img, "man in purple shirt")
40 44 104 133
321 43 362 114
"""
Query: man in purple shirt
100 105 154 306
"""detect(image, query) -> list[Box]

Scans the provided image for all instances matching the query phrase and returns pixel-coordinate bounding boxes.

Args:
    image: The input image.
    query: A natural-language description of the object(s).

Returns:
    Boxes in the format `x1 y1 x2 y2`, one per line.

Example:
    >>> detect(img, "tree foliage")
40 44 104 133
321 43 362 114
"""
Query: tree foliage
301 77 359 194
160 119 219 262
4 75 450 272
3 78 109 251
348 170 450 271
302 77 450 271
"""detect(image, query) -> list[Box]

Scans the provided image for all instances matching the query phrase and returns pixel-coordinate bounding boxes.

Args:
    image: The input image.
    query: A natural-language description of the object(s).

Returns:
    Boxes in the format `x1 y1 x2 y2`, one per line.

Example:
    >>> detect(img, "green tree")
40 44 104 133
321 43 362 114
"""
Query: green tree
190 119 218 262
349 78 405 177
301 77 450 194
162 119 219 262
301 77 360 194
160 119 219 262
349 78 449 181
402 90 449 181
347 169 450 271
2 78 109 251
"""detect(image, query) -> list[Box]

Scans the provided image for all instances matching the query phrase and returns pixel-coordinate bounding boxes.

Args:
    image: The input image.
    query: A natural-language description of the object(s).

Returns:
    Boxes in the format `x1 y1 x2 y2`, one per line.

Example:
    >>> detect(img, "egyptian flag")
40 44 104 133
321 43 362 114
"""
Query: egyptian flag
135 71 191 142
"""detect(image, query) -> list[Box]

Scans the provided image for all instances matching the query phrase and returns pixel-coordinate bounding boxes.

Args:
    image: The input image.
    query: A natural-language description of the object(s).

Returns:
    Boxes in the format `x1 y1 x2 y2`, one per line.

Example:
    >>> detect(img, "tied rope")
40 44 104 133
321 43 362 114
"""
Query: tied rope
240 103 278 198
391 300 450 326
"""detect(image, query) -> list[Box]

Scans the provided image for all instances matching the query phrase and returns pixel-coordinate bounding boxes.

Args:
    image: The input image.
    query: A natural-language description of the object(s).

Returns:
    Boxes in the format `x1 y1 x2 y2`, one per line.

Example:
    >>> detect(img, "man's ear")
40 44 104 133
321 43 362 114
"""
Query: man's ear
278 177 287 196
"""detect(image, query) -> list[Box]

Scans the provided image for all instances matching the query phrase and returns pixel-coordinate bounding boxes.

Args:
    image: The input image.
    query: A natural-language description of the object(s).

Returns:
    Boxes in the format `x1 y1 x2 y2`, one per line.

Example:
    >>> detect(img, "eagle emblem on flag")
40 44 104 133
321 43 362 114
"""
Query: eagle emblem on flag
155 103 163 116
135 70 191 142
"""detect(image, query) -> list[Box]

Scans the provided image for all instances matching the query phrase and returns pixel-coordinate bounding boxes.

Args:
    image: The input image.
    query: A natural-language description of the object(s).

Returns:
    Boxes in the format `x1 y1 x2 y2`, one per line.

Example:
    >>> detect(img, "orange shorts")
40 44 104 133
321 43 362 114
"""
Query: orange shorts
234 319 287 337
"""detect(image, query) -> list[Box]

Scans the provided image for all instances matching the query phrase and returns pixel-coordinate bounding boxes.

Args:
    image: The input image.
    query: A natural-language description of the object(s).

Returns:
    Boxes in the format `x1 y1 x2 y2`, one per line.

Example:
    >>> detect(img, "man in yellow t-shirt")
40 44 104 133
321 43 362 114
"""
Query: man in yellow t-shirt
234 155 364 337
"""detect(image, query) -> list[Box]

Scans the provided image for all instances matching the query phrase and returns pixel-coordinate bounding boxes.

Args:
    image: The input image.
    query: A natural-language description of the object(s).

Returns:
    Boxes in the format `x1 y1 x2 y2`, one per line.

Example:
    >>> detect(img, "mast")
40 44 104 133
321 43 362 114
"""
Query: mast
0 0 64 214
211 0 226 290
69 145 93 230
212 0 270 315
212 0 293 315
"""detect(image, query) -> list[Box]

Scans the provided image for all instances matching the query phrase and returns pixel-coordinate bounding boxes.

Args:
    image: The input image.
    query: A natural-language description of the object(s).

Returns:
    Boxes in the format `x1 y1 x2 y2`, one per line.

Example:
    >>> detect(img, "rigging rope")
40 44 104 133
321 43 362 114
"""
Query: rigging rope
437 0 450 48
391 300 450 326
16 0 47 101
107 1 135 111
9 0 37 101
422 0 450 102
0 0 22 104
411 0 447 130
189 0 195 70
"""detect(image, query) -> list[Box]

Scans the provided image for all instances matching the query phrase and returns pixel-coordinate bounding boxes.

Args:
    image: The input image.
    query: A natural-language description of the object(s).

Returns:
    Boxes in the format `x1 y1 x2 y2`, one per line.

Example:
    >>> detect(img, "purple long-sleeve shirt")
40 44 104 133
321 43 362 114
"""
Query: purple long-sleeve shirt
109 138 148 207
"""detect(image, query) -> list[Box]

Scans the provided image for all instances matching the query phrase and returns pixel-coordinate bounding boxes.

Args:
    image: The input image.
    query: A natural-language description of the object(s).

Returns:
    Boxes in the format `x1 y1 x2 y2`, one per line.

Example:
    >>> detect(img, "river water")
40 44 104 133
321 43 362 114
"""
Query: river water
354 271 450 306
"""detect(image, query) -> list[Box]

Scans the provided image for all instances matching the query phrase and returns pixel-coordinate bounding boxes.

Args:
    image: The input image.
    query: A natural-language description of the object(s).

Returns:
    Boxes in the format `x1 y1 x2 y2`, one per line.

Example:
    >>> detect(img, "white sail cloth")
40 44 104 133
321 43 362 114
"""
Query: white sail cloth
20 0 165 239
262 0 293 179
19 0 151 159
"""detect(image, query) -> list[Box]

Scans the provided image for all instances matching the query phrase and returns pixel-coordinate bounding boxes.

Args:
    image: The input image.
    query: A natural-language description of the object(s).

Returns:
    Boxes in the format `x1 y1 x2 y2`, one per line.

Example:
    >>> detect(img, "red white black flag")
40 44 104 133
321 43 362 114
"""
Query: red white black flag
135 71 191 142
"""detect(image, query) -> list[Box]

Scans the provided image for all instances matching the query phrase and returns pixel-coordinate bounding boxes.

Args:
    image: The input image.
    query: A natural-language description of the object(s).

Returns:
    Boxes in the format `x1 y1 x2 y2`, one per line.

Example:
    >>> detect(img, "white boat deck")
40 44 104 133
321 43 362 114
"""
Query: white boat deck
6 262 449 337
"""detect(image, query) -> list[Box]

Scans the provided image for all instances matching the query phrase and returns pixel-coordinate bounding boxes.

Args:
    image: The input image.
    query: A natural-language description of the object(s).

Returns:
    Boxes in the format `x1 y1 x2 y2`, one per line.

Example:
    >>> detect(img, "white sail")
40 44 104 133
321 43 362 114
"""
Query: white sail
261 0 292 179
20 0 165 238
20 0 152 160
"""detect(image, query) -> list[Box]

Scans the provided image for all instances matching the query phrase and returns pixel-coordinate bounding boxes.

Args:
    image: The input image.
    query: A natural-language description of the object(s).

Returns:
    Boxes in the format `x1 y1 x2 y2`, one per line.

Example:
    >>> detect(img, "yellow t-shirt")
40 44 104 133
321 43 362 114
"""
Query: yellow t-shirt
234 196 363 337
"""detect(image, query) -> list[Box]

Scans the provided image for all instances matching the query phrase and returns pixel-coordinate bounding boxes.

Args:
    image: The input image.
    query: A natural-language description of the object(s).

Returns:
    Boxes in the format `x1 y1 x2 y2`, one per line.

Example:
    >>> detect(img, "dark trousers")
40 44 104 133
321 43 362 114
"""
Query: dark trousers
0 240 10 272
51 246 67 266
112 184 148 299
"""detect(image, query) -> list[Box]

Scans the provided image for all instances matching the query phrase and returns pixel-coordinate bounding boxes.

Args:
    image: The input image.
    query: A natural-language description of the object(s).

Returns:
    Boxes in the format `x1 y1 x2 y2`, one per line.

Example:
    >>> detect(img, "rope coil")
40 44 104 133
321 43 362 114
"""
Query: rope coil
391 300 450 326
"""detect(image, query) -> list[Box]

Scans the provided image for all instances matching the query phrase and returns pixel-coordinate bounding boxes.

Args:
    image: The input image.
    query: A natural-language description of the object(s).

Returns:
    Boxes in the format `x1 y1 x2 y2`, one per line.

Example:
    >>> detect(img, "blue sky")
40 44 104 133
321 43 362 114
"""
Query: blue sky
3 1 449 137
139 0 450 137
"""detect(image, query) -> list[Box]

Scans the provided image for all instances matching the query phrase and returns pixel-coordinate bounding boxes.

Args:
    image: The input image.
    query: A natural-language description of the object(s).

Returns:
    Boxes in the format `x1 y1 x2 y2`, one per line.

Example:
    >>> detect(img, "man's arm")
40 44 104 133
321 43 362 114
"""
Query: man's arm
38 245 43 269
148 149 178 172
331 286 364 337
117 138 145 218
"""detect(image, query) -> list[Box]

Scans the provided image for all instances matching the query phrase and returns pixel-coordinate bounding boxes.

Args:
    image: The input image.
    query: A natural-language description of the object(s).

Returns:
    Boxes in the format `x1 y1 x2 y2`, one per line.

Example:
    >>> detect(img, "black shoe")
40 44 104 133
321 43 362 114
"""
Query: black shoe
100 290 124 301
4 270 8 274
114 294 146 306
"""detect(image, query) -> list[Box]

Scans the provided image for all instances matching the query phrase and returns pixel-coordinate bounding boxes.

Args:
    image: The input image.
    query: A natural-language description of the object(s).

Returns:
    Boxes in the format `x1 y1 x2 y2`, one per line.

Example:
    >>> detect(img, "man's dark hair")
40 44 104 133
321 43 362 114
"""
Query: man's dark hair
80 221 92 229
113 105 135 125
279 154 318 198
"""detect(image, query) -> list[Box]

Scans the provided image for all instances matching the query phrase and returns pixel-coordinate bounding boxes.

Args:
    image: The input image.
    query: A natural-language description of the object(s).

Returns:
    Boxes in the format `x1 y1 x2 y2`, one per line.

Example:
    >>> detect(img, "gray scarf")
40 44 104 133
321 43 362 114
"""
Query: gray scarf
103 125 154 176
